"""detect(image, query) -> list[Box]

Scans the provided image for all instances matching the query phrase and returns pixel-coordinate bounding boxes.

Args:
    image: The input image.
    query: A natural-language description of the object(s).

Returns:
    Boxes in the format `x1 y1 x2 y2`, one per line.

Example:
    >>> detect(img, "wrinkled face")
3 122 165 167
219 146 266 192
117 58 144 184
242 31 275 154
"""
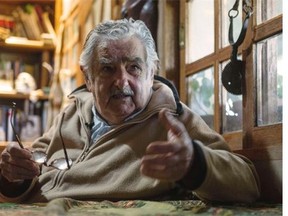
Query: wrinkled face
86 37 154 125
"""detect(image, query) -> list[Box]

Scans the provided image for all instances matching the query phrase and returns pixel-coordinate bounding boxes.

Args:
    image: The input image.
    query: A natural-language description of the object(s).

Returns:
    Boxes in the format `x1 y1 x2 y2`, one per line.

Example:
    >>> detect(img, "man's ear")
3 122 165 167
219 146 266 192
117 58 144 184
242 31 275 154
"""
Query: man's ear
150 61 159 80
80 65 84 72
150 60 159 80
80 66 92 91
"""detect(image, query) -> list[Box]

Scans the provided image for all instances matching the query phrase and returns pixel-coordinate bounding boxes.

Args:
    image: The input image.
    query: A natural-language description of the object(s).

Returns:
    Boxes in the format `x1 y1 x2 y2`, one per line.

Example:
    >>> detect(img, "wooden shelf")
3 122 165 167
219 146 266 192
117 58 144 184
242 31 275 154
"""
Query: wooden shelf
0 91 49 100
0 0 55 5
0 41 55 52
0 0 58 145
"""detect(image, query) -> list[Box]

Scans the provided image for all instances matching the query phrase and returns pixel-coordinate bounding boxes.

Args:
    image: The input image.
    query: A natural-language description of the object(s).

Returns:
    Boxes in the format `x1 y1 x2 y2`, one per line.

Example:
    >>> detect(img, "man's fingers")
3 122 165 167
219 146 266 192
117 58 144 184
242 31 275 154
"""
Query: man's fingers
0 143 40 182
0 162 40 181
142 152 191 169
142 153 179 168
145 141 181 154
159 109 184 138
1 151 39 171
1 163 38 181
6 143 32 159
141 150 192 181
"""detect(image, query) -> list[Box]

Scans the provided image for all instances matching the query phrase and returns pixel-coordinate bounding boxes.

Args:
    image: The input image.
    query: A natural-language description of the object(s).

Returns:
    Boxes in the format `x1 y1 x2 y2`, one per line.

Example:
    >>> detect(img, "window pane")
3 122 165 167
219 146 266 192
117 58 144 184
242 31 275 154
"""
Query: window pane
186 0 214 63
220 60 243 133
220 0 242 48
186 67 214 128
256 34 283 126
257 0 282 24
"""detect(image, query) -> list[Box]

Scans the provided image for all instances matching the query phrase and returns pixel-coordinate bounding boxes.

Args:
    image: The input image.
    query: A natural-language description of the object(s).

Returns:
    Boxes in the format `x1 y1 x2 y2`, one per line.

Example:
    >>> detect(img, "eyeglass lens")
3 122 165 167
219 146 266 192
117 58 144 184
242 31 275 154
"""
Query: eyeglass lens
32 151 72 170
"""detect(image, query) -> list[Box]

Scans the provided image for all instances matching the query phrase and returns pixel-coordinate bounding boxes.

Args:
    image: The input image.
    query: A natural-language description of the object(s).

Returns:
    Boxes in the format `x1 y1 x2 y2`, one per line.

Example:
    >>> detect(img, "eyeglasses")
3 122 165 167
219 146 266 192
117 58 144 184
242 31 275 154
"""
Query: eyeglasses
10 102 72 170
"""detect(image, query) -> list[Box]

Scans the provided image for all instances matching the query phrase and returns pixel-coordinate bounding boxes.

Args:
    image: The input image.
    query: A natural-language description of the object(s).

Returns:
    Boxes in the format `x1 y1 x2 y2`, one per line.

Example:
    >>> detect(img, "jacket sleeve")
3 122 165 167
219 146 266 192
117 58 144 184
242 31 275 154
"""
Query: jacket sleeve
179 104 260 203
182 141 260 203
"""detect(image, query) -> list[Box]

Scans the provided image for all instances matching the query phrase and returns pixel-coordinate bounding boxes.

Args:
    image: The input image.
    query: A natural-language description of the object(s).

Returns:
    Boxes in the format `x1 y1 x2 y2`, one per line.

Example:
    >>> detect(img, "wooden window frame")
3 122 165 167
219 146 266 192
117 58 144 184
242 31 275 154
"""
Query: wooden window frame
180 0 283 151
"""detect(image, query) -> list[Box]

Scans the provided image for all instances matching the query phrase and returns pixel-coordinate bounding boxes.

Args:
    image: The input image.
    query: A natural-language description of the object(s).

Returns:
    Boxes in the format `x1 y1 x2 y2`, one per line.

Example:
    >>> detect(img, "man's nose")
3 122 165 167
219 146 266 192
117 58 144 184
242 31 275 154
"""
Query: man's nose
114 66 129 88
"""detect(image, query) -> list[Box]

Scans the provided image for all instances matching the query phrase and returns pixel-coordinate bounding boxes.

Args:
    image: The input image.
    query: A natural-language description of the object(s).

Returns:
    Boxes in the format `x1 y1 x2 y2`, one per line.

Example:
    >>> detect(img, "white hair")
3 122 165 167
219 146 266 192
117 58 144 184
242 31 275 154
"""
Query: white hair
79 18 159 80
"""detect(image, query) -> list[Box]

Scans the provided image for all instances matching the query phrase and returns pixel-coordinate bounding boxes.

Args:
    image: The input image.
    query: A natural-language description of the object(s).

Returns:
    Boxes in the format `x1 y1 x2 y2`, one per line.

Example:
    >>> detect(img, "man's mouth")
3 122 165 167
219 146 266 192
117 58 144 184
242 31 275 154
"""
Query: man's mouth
112 93 131 99
110 88 134 99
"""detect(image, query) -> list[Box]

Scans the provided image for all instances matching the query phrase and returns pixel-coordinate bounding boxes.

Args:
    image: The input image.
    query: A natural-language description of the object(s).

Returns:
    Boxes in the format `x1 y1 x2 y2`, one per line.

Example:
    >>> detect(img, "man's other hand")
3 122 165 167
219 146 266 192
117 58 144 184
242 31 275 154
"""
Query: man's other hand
141 109 194 181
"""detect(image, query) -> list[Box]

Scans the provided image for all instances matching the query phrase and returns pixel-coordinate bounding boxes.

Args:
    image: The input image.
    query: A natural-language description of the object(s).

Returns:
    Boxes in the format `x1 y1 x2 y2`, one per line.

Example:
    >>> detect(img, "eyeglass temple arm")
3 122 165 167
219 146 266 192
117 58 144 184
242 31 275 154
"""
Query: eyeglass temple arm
59 113 71 169
10 103 24 149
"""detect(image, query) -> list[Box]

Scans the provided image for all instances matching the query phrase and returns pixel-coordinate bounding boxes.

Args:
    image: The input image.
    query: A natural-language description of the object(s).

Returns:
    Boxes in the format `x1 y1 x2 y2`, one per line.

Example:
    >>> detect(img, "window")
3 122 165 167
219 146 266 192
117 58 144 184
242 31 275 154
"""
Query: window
186 67 214 129
184 0 283 150
256 34 283 126
256 0 282 24
186 0 215 63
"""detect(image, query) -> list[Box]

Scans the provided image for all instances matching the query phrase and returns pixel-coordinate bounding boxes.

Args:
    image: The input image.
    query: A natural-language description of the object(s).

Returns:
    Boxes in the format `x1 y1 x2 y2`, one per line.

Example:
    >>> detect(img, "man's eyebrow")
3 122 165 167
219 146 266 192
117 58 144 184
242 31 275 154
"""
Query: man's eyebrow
122 57 144 64
98 58 112 64
98 57 144 65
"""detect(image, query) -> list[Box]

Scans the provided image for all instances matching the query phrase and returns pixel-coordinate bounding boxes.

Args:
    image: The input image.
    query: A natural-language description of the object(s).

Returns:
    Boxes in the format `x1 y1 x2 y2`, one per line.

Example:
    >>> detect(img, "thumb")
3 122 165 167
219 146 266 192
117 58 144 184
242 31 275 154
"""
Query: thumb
159 109 183 138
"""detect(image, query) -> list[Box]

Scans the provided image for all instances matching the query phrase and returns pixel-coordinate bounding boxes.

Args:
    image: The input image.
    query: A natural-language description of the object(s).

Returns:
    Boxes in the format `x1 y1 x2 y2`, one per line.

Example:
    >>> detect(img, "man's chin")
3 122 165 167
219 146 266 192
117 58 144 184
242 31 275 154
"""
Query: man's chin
104 108 136 124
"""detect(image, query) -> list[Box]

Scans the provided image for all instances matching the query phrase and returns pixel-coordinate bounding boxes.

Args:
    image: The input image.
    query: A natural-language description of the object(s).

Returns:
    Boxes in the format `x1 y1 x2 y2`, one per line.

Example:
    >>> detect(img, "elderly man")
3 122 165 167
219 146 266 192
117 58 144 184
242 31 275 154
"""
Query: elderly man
0 19 260 203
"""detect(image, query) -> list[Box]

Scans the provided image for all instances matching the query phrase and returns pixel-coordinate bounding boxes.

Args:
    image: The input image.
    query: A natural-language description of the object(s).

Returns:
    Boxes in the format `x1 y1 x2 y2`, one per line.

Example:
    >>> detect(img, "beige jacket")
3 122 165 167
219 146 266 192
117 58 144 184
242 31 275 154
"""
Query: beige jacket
0 79 260 203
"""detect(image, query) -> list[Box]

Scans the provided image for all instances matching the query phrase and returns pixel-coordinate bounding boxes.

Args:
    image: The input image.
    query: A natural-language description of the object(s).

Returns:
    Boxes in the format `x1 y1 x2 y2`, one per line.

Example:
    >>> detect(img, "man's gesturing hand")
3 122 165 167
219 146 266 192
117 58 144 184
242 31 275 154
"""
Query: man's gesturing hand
141 109 194 181
0 143 40 182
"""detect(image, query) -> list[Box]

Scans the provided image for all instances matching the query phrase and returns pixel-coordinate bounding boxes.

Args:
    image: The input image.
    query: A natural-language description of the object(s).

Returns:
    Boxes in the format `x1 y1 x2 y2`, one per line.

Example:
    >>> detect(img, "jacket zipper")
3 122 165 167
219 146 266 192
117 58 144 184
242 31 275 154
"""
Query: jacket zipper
74 98 93 163
48 112 69 190
79 148 90 162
